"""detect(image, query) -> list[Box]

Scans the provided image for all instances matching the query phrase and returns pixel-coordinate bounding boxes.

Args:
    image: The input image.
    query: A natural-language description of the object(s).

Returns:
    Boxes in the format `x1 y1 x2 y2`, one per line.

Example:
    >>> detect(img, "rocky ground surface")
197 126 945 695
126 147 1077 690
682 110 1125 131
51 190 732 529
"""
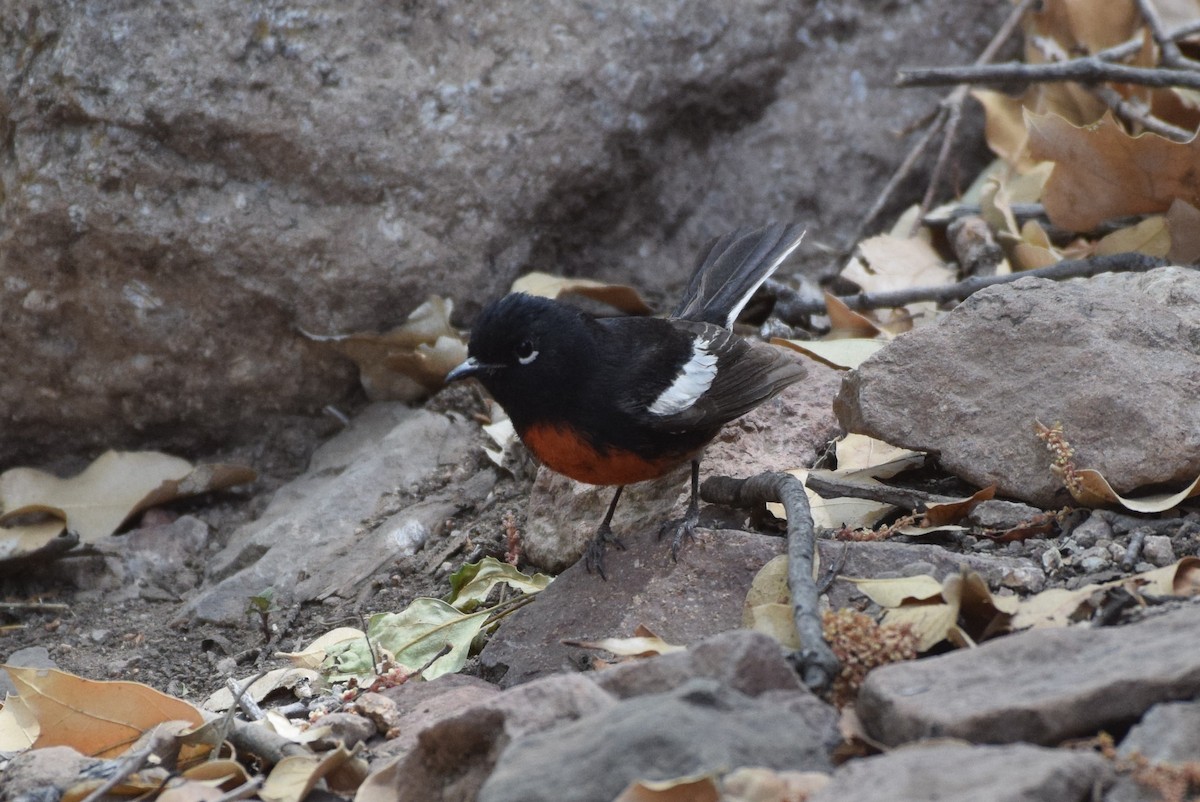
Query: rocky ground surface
2 266 1199 801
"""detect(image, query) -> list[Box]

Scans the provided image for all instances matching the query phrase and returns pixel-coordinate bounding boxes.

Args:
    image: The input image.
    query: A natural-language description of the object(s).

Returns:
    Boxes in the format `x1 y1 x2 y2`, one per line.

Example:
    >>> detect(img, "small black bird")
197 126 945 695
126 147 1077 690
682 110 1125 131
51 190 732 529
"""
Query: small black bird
447 224 808 576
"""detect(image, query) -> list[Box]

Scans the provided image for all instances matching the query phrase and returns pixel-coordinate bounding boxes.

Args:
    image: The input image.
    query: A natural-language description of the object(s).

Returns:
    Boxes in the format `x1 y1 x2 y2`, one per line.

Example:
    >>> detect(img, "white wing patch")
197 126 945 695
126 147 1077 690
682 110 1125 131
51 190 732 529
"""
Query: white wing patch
648 337 718 416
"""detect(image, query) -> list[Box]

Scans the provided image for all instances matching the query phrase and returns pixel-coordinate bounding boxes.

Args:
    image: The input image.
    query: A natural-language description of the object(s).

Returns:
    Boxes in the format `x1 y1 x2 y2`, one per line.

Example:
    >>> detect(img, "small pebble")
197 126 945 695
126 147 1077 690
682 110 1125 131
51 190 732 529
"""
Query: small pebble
1143 535 1176 567
1070 514 1113 548
1041 547 1064 573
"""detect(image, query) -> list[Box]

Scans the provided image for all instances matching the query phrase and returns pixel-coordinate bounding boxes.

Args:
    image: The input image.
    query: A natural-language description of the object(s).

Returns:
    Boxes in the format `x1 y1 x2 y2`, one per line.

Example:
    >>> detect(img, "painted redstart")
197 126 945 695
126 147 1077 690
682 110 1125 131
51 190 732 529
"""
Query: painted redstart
446 223 807 577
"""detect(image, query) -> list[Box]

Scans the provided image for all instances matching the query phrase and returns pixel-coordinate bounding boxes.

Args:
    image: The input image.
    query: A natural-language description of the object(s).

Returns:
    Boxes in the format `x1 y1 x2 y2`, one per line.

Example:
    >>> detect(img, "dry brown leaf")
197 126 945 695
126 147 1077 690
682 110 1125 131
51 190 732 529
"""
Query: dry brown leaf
260 744 368 802
823 294 883 338
7 666 204 758
0 452 254 543
613 773 721 802
0 519 68 563
1028 111 1200 231
1027 0 1140 55
1166 199 1200 263
921 486 997 527
1092 216 1171 258
973 91 1038 172
1012 558 1200 630
305 296 467 402
511 273 653 315
1070 468 1200 512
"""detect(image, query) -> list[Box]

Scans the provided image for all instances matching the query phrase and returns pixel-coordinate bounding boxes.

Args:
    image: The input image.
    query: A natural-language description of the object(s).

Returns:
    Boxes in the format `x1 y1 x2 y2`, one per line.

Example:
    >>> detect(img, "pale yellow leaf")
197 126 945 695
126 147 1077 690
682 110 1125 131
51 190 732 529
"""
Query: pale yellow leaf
771 337 887 370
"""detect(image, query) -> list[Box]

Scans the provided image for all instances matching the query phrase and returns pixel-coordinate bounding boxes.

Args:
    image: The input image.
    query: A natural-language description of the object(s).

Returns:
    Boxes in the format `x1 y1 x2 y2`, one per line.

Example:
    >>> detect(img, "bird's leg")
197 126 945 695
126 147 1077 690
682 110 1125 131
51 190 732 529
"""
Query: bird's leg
584 485 627 579
659 460 701 561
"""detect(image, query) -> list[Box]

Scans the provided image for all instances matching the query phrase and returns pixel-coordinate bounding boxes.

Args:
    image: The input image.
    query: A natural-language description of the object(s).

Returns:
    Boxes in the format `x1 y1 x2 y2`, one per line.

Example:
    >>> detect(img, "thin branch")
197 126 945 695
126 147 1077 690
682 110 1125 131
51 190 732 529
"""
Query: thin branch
1092 85 1195 141
865 0 1037 244
804 472 958 510
770 252 1172 318
1096 19 1200 62
701 472 838 692
896 59 1200 90
1134 0 1192 69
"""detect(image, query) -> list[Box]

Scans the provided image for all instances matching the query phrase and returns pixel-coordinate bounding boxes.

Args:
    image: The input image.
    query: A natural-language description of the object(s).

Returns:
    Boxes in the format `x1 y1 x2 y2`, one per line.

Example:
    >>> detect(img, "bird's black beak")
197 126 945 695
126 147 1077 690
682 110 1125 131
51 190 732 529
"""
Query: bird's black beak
445 356 495 383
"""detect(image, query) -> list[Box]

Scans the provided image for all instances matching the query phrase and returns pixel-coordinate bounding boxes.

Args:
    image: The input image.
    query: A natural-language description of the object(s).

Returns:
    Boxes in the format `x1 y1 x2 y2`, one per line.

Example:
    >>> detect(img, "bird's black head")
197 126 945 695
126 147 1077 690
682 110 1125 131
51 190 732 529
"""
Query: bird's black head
446 293 594 425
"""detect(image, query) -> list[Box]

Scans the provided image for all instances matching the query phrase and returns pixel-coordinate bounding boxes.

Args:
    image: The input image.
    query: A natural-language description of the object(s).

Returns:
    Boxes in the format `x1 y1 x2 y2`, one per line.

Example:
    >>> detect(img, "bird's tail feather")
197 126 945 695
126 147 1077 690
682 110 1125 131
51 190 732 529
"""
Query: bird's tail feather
671 223 805 327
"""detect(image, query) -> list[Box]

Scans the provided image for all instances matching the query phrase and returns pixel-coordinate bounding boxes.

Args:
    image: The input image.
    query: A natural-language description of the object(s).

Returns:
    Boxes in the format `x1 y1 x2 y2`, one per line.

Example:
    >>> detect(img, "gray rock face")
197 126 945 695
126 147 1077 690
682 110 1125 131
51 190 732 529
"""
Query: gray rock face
836 268 1200 506
477 678 834 802
808 743 1112 802
1 0 1005 466
857 605 1200 747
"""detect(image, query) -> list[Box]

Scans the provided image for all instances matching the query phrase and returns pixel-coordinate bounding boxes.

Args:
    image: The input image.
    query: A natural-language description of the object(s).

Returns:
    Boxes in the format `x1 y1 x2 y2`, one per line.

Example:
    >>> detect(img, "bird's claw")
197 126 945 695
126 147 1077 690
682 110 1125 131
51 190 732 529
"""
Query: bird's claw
584 522 626 580
658 502 701 562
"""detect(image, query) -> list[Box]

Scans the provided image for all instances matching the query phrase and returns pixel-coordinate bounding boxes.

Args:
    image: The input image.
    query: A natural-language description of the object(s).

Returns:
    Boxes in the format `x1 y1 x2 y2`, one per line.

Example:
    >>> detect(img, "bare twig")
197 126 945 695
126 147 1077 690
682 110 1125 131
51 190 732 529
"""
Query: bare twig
1091 85 1195 141
1121 526 1151 571
226 669 269 721
911 0 1039 233
80 728 178 802
1134 0 1193 69
0 601 70 612
804 472 957 510
859 0 1035 244
1096 19 1200 62
701 472 838 692
771 252 1172 319
896 59 1200 90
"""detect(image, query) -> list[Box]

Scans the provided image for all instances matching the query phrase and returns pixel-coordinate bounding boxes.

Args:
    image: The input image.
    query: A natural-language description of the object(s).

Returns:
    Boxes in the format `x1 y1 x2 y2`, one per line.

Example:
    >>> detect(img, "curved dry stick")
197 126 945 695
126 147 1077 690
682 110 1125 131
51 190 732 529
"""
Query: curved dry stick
770 252 1172 319
701 472 839 692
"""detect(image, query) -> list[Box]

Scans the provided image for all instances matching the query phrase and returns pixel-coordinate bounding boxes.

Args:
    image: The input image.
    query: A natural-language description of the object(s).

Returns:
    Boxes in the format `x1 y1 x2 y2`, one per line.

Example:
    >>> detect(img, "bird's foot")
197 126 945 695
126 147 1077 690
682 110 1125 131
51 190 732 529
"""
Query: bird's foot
658 500 701 562
584 522 626 580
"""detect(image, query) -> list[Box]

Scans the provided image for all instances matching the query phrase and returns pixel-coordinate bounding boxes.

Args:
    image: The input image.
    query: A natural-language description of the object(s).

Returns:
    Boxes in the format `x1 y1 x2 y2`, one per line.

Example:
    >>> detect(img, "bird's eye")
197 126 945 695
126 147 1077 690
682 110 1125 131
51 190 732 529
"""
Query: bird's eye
515 339 539 365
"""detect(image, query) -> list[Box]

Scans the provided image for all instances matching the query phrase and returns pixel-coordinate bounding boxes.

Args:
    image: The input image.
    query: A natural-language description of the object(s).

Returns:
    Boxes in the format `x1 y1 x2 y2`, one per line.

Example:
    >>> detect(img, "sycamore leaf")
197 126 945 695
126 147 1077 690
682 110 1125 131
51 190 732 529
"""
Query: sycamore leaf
744 555 804 649
765 468 894 530
1166 199 1200 264
0 694 38 751
0 520 69 563
1092 216 1171 258
0 452 254 543
6 666 204 758
201 666 321 712
1012 558 1200 630
835 434 919 472
771 337 886 370
260 744 368 802
511 273 653 315
445 557 551 611
613 774 720 802
303 296 467 401
1069 469 1200 513
562 633 686 658
1028 111 1200 231
921 486 997 527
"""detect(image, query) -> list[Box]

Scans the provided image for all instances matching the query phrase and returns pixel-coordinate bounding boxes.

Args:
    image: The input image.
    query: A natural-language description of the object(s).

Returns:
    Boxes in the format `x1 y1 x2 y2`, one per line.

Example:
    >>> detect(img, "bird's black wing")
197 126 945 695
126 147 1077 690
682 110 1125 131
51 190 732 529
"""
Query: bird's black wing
671 224 805 328
610 318 807 433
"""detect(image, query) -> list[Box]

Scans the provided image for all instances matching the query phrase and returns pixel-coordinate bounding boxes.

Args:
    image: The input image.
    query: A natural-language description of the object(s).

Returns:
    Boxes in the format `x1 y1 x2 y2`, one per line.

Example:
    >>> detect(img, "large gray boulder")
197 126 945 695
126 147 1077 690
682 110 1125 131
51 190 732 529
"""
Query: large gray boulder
1 0 1004 466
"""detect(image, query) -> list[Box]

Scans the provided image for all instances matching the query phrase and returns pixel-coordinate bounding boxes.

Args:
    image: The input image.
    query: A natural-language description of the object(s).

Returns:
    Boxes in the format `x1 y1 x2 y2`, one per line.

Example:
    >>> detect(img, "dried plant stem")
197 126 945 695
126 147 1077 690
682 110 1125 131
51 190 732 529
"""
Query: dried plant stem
701 471 839 691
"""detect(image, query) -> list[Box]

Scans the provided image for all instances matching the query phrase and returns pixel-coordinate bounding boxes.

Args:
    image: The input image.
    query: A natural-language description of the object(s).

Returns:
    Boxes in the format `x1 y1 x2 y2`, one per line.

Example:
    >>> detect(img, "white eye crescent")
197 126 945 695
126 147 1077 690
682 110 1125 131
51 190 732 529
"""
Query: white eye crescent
515 340 539 365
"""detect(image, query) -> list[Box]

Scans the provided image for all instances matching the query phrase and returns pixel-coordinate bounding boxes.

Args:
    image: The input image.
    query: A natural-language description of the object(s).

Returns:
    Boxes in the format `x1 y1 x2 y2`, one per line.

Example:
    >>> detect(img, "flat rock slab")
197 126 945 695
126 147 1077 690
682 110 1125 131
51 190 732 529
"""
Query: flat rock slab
181 404 486 624
858 604 1200 747
836 268 1200 506
480 528 785 687
808 742 1111 802
478 678 834 802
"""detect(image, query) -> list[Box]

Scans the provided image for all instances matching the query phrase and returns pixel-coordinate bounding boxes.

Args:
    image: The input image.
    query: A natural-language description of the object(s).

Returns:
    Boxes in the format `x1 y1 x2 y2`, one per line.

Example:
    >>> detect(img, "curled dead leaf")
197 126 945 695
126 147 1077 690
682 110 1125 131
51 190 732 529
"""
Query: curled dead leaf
304 296 467 401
